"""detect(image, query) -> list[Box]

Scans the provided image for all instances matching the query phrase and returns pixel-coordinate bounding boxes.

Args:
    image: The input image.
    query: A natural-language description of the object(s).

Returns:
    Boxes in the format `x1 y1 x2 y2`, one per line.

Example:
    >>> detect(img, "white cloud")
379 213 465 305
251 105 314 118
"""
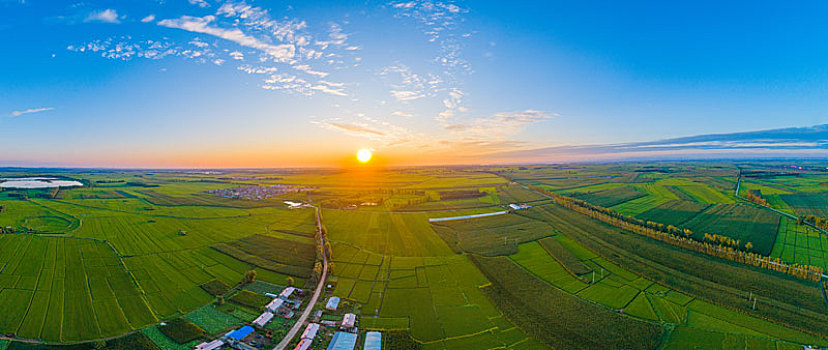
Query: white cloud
141 14 155 23
229 50 244 60
158 15 295 62
7 107 54 118
392 111 413 118
84 9 120 24
293 64 328 77
390 90 424 101
188 0 210 8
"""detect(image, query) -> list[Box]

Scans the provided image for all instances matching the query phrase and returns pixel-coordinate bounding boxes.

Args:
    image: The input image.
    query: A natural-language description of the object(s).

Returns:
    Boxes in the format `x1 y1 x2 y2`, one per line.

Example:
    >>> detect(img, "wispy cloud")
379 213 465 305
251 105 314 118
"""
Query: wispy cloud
84 9 120 24
6 107 54 117
324 122 387 136
158 15 295 62
141 14 155 23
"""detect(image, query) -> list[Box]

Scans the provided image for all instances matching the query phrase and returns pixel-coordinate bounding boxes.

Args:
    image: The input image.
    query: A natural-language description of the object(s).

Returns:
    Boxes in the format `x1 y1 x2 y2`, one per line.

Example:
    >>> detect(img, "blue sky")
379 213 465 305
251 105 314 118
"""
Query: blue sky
1 0 828 167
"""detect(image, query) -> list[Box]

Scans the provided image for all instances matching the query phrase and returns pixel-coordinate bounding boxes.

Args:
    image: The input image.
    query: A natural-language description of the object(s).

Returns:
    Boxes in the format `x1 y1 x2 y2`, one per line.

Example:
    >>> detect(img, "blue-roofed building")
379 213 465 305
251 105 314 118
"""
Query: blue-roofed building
227 325 255 341
326 332 358 350
363 331 382 350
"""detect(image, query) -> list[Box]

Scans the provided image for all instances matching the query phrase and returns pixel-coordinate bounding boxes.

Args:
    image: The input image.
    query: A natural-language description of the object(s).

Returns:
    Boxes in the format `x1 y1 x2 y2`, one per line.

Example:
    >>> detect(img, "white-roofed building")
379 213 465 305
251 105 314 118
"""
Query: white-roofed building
252 311 274 327
301 323 320 340
341 313 356 329
363 332 382 350
293 338 312 350
267 298 285 313
195 339 224 350
325 296 340 311
279 287 295 300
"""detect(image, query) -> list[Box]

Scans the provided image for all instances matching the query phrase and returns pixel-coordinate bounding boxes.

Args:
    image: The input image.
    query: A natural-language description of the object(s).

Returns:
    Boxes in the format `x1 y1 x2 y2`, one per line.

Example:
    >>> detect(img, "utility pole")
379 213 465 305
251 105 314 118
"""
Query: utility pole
592 271 595 284
752 297 757 310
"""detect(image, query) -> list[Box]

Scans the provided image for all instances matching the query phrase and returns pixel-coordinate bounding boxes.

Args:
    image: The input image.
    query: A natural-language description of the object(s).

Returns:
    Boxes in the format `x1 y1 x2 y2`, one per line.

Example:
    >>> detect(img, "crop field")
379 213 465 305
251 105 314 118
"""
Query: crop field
430 213 556 256
0 172 318 343
636 200 710 226
779 193 828 218
325 206 540 349
682 204 781 255
2 164 828 349
506 235 823 346
570 186 647 207
518 201 828 344
771 216 828 269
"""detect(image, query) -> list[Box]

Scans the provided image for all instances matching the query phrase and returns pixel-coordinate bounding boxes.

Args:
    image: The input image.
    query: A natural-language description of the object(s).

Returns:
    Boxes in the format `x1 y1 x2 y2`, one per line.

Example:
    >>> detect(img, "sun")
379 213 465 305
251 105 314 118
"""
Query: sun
357 149 373 163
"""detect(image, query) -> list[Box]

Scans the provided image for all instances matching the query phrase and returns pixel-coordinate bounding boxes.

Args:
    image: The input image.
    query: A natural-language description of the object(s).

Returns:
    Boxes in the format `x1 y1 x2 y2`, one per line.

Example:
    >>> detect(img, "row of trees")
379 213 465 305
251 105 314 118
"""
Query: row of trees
743 189 769 206
529 186 824 282
800 215 828 231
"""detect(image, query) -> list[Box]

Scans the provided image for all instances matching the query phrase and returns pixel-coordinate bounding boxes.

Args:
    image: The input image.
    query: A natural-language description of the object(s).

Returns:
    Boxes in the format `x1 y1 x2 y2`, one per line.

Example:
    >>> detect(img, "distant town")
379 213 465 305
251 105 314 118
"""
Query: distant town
204 184 314 201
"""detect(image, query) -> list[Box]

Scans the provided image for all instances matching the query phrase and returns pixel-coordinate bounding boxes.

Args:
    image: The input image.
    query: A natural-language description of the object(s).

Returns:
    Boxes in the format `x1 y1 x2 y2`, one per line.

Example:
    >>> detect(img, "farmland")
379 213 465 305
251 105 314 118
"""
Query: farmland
2 163 828 349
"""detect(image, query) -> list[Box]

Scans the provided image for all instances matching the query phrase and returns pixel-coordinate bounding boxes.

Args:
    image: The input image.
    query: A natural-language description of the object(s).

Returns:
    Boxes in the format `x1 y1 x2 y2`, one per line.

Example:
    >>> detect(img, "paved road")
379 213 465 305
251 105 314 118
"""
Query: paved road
273 206 328 350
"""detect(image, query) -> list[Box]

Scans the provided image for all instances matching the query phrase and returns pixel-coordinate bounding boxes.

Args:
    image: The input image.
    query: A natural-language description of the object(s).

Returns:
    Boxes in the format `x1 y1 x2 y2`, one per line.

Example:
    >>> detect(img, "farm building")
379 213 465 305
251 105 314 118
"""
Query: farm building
326 296 340 311
509 204 521 210
293 338 312 350
252 311 274 327
301 323 320 340
363 332 382 350
341 313 357 330
267 298 285 312
195 339 224 350
325 332 358 350
279 287 295 299
226 326 255 341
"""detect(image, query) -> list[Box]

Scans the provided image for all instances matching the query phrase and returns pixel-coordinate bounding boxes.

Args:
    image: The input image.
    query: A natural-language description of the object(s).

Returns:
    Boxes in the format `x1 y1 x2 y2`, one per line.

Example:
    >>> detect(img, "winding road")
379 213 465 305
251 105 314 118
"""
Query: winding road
273 205 328 350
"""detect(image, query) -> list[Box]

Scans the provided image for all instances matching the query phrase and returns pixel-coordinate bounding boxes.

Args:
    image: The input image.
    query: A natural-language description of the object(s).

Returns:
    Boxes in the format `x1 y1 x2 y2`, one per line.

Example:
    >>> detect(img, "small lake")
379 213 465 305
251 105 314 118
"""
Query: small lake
0 177 83 189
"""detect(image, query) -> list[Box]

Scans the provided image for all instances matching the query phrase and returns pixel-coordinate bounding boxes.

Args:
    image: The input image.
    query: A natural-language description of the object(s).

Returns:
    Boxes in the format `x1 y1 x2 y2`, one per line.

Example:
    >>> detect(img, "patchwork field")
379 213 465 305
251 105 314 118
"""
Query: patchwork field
2 164 828 349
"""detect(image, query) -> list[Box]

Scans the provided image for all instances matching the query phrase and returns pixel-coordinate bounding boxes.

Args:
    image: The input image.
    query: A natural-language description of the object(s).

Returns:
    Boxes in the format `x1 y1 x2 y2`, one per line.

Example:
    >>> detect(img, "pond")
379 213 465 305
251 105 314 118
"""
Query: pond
0 177 84 189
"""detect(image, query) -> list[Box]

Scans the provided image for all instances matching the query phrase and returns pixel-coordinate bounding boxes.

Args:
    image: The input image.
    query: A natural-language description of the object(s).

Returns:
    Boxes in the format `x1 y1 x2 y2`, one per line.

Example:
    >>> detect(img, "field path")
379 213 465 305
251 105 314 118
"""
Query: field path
273 205 328 350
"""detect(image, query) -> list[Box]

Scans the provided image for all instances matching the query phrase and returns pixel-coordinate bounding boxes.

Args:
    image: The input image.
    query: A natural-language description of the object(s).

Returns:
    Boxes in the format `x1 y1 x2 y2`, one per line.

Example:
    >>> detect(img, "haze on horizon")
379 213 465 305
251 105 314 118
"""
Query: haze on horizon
2 0 828 168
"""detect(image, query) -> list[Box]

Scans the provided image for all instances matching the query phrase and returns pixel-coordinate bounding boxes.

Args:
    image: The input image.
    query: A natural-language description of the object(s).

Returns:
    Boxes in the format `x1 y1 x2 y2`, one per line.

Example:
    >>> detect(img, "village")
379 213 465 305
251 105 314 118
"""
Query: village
204 184 313 201
192 280 379 350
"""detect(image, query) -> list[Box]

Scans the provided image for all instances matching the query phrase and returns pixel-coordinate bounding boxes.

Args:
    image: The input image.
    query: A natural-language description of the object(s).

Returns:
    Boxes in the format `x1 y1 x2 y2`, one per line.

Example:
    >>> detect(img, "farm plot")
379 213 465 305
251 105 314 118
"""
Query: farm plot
780 193 828 218
212 234 316 278
770 216 828 270
0 235 156 342
471 254 664 350
0 200 80 234
636 200 710 227
570 186 647 207
431 213 556 256
323 210 454 257
508 223 828 347
525 203 828 342
326 210 538 349
682 204 781 255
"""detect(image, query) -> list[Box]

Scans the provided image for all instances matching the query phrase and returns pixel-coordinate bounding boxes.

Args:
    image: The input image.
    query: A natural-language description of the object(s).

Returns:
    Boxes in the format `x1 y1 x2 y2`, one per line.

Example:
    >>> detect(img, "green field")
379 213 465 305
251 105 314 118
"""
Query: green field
2 164 828 349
